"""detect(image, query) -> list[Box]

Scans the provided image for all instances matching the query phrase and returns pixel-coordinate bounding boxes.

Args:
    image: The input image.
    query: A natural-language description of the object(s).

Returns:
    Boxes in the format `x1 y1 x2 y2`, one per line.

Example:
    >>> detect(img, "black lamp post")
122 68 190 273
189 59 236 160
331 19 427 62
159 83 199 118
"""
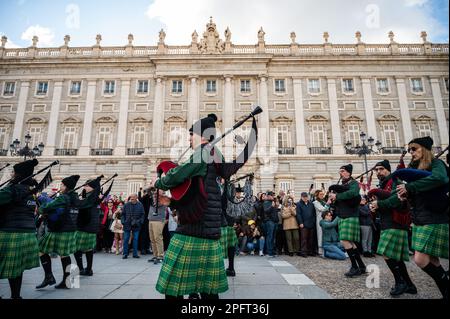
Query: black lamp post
9 132 45 160
344 132 381 180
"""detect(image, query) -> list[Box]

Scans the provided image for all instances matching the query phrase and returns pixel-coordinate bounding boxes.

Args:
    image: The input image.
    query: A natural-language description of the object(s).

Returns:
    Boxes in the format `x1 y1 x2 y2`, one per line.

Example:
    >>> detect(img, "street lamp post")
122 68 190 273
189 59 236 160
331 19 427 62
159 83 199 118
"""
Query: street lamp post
9 132 45 160
345 132 382 180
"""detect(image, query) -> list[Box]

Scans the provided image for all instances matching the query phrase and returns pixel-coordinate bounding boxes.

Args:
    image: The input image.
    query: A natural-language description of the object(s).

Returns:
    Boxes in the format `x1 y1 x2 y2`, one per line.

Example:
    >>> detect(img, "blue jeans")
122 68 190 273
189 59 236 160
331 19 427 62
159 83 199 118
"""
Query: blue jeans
323 242 346 260
123 229 140 257
246 237 265 253
264 221 276 256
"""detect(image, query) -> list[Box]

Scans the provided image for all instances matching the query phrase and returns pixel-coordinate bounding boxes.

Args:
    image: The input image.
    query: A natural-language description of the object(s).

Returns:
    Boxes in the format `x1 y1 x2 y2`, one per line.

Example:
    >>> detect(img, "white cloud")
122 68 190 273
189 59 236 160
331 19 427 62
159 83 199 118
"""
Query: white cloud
21 25 55 47
144 0 446 45
404 0 428 7
0 32 20 48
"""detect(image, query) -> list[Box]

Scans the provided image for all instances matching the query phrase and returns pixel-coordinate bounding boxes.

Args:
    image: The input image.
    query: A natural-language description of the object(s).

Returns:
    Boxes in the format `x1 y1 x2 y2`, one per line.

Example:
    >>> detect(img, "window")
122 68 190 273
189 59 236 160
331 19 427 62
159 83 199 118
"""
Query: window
310 124 327 147
104 81 115 94
274 79 286 93
444 77 449 92
61 127 77 149
382 124 398 147
240 80 251 93
70 81 81 95
128 181 143 197
279 181 292 193
308 79 320 93
411 78 424 93
346 124 360 146
376 78 389 93
172 80 183 94
417 123 432 138
97 126 111 149
137 80 149 94
168 125 183 147
3 82 15 96
29 126 43 147
342 79 354 93
133 126 146 148
36 82 48 95
276 125 290 148
0 127 8 149
206 80 216 93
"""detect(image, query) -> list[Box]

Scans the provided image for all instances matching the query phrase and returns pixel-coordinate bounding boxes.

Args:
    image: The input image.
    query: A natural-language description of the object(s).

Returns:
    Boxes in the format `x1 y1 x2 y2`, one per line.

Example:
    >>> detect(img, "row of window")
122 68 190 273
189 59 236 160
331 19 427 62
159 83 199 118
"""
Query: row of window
3 77 448 97
0 123 435 151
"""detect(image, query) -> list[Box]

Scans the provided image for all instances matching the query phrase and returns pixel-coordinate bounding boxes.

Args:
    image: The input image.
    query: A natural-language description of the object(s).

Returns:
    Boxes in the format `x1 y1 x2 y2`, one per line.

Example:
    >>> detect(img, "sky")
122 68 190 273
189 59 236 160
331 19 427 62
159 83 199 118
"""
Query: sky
0 0 448 48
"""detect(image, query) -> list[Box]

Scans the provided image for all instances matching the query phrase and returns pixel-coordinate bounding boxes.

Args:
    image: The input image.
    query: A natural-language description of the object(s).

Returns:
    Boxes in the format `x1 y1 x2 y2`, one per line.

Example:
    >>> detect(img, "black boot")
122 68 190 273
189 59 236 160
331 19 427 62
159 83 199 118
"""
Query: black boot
36 254 56 289
226 247 236 276
344 249 361 277
188 293 200 299
8 274 23 299
422 263 449 300
200 293 219 299
397 261 417 294
166 294 184 299
55 256 71 289
80 250 94 276
385 259 407 297
73 251 84 273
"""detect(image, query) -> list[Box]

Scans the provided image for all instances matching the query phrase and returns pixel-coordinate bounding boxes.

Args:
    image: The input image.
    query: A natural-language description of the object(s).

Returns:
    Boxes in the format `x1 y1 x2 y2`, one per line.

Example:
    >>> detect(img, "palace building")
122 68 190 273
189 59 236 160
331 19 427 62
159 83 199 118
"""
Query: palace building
0 18 448 194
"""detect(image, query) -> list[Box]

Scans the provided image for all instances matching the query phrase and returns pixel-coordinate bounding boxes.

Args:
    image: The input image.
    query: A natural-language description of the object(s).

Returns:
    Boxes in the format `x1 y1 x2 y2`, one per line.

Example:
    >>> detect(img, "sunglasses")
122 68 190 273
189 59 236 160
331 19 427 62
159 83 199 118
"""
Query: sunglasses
407 147 418 153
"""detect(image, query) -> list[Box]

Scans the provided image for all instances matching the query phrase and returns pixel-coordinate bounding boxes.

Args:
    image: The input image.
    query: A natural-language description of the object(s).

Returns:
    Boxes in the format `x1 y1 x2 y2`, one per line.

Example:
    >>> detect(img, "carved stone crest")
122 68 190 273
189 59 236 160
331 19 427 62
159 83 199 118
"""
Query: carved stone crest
199 17 225 54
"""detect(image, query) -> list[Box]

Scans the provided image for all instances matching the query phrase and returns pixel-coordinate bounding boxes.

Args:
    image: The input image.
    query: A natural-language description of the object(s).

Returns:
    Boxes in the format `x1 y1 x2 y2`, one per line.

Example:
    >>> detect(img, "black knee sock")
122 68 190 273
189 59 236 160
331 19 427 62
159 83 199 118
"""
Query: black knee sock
165 294 184 299
8 274 23 299
345 249 358 268
353 248 366 269
85 250 94 272
200 293 219 300
385 259 403 285
60 256 72 282
40 254 53 276
73 251 84 271
422 263 449 299
227 247 235 271
397 261 414 286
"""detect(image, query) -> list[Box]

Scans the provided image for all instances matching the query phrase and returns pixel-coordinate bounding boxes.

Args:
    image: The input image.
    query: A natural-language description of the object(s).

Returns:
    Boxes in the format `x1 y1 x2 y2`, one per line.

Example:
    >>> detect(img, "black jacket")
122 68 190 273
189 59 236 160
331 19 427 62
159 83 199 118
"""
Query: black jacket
296 200 316 229
77 189 101 234
0 184 37 232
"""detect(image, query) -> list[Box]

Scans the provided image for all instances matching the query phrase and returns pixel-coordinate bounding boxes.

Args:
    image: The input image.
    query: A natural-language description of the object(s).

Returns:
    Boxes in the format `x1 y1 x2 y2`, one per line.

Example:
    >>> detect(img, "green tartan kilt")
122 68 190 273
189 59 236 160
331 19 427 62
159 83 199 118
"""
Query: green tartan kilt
0 231 40 279
377 229 410 262
338 217 360 242
156 233 228 296
74 231 97 252
39 231 77 256
412 224 449 259
220 226 238 259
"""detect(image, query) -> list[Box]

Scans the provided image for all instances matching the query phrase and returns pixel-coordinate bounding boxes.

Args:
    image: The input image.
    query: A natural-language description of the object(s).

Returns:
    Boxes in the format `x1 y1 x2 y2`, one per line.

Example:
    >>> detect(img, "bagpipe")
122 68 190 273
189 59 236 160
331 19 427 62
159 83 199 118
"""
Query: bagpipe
226 173 255 218
155 106 262 224
328 178 361 208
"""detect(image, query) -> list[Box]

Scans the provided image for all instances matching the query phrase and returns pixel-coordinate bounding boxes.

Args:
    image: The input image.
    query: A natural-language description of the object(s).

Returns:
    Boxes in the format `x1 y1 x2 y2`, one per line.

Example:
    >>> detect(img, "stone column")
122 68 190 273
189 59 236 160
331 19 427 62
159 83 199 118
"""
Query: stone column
257 75 270 155
43 80 64 156
223 76 235 158
292 78 307 154
79 80 97 156
114 79 131 156
12 81 30 140
151 77 165 153
327 78 344 154
395 78 413 146
187 76 199 130
361 78 378 142
430 77 449 147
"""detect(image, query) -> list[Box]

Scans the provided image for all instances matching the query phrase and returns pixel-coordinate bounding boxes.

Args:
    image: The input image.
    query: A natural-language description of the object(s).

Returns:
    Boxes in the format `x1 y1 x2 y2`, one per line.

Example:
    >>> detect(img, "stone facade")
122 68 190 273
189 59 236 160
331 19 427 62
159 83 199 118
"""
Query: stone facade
0 20 448 195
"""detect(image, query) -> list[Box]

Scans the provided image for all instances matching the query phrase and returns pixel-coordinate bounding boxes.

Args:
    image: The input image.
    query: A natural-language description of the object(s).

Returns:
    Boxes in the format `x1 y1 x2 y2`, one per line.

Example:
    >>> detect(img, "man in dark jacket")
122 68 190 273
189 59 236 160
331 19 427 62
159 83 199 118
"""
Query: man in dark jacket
296 192 316 257
138 187 153 255
122 193 145 259
262 191 278 257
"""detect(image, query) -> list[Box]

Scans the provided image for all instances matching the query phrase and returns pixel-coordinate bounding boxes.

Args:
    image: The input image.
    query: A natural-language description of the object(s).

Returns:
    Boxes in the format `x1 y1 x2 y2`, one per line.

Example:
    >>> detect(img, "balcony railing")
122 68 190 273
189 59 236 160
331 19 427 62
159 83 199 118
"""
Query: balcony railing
278 147 295 155
127 148 145 155
380 147 404 154
309 147 332 155
55 149 78 156
90 148 113 156
0 149 7 156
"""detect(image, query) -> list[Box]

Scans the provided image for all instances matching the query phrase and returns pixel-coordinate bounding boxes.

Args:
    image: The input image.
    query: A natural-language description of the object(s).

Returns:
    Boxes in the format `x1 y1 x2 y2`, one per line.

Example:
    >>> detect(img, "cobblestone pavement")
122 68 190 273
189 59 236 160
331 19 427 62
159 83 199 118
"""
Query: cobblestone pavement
284 253 448 299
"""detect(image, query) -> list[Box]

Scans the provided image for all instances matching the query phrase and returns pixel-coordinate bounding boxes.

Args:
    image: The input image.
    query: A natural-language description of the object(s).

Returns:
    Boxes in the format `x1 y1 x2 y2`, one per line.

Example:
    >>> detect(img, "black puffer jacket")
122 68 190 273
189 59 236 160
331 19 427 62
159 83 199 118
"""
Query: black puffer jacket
0 184 37 232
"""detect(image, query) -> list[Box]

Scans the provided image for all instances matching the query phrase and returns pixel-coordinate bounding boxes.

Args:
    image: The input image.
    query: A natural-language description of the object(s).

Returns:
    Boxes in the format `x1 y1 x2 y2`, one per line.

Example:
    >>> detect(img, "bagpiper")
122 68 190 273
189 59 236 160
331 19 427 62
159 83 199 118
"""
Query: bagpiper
36 174 80 289
0 159 40 299
369 160 417 297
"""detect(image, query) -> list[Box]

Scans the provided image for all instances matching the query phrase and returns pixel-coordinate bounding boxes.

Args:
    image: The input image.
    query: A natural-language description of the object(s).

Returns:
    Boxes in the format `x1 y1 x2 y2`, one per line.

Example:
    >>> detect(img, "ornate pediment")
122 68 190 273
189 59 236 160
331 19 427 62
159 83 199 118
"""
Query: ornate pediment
199 17 225 54
377 114 398 122
95 116 117 123
61 117 82 124
307 115 328 122
413 115 433 122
